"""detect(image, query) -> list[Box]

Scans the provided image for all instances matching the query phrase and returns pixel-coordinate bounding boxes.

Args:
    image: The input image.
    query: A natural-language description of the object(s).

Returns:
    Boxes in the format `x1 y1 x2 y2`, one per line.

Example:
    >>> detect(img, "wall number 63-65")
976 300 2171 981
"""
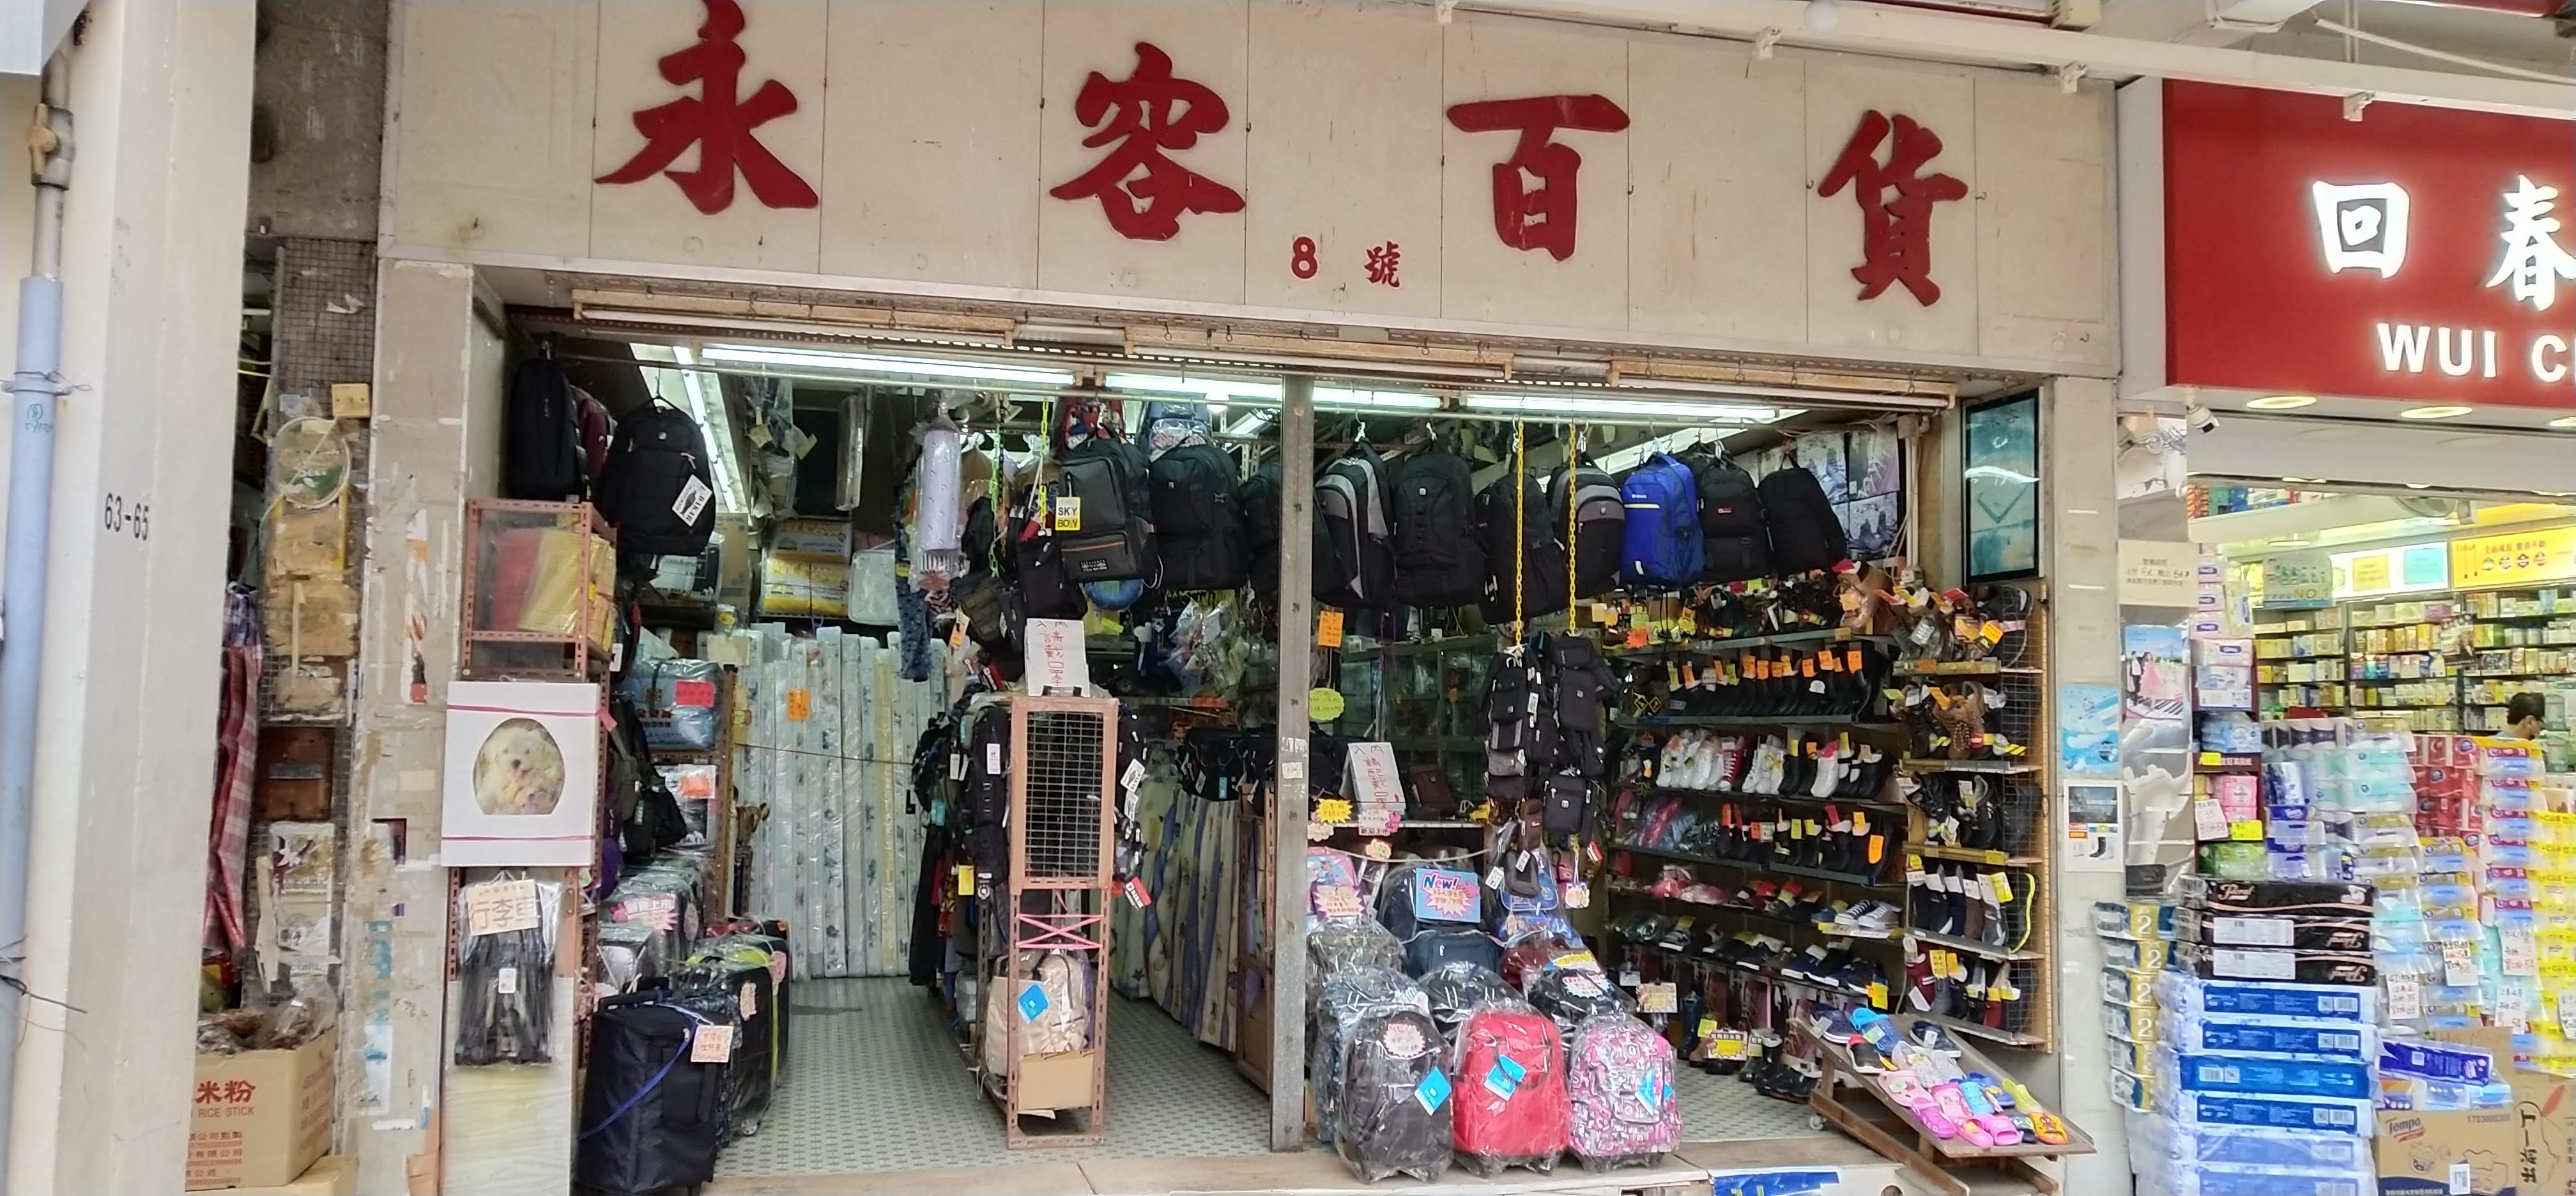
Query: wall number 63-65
102 493 149 542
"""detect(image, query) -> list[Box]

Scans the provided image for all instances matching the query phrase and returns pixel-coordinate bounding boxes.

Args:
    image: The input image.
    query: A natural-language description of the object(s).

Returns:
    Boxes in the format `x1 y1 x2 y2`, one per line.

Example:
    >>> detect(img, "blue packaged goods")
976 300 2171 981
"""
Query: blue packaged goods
618 659 723 751
2153 1048 2373 1101
2152 1085 2374 1136
2379 1038 2493 1084
2135 1158 2370 1196
2154 972 2377 1023
2158 1015 2374 1061
2132 1119 2370 1171
2377 1073 2512 1112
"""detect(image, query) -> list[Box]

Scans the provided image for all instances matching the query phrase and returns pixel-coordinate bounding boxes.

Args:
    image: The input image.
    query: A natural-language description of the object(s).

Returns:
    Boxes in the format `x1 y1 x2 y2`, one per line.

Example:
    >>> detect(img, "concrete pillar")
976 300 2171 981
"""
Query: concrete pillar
0 1 257 1190
2043 376 2129 1186
338 257 508 1195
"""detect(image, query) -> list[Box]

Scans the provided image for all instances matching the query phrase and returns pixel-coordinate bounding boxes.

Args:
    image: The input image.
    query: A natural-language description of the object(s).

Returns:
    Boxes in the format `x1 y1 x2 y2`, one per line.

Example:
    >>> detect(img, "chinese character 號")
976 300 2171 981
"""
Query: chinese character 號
1818 111 1967 305
1365 241 1402 288
2485 174 2576 312
2310 181 2412 278
595 0 820 215
1049 42 1245 241
1446 95 1630 262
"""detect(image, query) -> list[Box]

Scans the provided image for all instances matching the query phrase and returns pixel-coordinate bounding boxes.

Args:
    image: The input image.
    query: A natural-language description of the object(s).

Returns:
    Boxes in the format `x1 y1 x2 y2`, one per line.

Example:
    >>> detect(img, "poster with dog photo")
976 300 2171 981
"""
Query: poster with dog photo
442 680 601 866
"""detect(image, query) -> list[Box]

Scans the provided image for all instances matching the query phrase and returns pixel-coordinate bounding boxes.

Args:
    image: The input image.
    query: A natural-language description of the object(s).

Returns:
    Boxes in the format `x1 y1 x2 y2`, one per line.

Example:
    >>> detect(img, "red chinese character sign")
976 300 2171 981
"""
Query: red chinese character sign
1446 95 1630 262
1050 42 1245 241
595 0 818 215
1819 111 1966 305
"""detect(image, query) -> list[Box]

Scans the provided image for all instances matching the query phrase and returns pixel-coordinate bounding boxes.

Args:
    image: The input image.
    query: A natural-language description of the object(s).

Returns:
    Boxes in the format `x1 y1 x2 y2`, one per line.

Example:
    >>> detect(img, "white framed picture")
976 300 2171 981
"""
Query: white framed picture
441 680 600 867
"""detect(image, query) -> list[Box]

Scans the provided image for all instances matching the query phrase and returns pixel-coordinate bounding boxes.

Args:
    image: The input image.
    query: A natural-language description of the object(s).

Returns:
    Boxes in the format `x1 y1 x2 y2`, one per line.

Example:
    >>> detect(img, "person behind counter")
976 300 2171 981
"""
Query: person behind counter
2506 691 2547 742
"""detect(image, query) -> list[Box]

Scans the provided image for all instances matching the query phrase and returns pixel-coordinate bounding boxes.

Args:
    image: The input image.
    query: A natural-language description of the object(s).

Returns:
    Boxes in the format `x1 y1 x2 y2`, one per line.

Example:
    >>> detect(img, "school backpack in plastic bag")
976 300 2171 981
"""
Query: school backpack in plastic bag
1618 454 1705 592
1566 1013 1680 1172
1305 920 1406 1008
1420 963 1517 1040
1452 1003 1569 1176
1549 465 1627 599
1150 441 1248 592
1528 965 1635 1043
1334 1008 1454 1183
1391 448 1485 610
1406 926 1501 978
574 995 730 1194
1309 966 1429 1146
1689 452 1772 583
1475 471 1570 624
1758 463 1850 575
672 947 780 1138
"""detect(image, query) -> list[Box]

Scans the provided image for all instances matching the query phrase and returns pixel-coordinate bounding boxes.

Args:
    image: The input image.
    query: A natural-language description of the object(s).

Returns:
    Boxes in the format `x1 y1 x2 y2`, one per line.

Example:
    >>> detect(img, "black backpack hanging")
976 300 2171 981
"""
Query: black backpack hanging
1759 460 1850 575
1057 431 1158 583
1689 452 1773 583
595 399 718 558
1390 449 1485 610
504 354 588 502
1317 444 1395 611
1006 484 1089 622
1475 473 1570 625
1549 465 1627 600
1151 442 1249 592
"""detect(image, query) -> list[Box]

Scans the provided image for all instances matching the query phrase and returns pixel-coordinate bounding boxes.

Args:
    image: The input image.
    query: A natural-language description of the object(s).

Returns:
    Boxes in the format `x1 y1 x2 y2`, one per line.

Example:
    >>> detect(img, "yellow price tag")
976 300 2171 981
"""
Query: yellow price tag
1052 495 1082 531
1868 981 1890 1010
1315 797 1354 824
955 864 976 896
1678 610 1697 634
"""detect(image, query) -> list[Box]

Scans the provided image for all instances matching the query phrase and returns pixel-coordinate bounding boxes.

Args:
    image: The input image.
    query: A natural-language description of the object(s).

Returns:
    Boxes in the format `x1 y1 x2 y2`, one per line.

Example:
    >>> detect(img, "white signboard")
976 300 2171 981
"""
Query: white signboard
1345 741 1403 835
1022 618 1092 696
441 681 602 867
390 0 2115 372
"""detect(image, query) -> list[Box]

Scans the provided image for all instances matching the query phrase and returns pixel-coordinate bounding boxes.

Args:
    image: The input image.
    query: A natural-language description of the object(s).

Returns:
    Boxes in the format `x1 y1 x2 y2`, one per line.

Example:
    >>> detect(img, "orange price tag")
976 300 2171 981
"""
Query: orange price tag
1625 625 1650 650
787 689 812 721
1800 657 1816 678
1846 648 1863 671
1317 609 1345 649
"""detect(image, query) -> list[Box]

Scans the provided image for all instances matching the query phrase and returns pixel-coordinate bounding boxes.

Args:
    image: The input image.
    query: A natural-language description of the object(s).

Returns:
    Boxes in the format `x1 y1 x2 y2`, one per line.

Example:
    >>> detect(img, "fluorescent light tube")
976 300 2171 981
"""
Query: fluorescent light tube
700 344 1076 387
1461 393 1783 422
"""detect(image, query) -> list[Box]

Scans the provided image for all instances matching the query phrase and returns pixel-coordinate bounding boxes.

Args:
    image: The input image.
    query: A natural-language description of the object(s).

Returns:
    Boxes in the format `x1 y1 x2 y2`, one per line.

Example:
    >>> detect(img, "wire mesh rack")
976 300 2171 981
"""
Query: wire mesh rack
1011 699 1115 886
988 695 1117 1147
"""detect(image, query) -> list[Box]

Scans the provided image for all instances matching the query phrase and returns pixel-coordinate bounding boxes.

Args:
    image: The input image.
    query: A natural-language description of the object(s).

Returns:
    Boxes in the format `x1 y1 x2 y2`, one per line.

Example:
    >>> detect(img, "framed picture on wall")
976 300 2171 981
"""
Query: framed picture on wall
1964 392 2041 581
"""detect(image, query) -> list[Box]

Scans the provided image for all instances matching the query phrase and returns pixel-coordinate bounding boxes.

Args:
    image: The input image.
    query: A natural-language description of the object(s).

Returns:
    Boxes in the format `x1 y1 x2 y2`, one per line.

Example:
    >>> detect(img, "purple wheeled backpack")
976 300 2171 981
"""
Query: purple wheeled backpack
1334 1007 1453 1183
1566 1013 1680 1172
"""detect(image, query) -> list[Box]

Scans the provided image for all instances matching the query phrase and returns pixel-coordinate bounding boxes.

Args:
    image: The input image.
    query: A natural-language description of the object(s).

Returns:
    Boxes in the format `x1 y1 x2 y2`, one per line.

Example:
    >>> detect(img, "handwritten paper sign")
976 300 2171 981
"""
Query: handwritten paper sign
1411 869 1481 923
463 878 542 938
1022 618 1092 696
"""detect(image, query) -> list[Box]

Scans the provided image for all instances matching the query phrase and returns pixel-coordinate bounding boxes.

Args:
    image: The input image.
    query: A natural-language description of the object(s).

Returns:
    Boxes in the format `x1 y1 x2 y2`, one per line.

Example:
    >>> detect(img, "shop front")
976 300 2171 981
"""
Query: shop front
2110 77 2576 1196
341 3 2126 1193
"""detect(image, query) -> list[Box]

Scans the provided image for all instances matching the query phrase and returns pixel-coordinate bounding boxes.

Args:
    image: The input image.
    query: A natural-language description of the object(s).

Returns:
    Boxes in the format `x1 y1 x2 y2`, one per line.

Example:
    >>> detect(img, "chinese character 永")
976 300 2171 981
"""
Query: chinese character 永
1446 95 1630 262
2310 181 2412 278
1818 111 1967 305
1049 42 1245 241
595 0 819 215
2485 174 2576 312
1365 241 1402 288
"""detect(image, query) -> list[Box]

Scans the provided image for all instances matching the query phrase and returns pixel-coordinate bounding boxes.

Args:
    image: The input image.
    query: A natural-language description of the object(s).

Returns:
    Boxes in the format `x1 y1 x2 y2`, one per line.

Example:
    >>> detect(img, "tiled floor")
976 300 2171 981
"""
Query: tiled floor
716 977 1826 1179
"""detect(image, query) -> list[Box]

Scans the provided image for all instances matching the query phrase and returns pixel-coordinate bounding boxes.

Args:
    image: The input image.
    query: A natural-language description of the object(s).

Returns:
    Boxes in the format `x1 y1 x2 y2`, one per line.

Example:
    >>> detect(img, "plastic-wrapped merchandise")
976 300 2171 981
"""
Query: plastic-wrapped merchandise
981 951 1095 1081
676 934 786 1137
1498 929 1583 992
1333 1008 1453 1183
597 924 663 994
2130 1116 2372 1171
618 657 723 751
912 408 965 585
574 993 732 1195
2135 1156 2372 1196
1420 963 1517 1040
1306 920 1405 1009
1450 1000 1568 1176
453 875 563 1065
1528 964 1635 1042
1308 965 1429 1146
1565 1013 1680 1172
251 979 338 1050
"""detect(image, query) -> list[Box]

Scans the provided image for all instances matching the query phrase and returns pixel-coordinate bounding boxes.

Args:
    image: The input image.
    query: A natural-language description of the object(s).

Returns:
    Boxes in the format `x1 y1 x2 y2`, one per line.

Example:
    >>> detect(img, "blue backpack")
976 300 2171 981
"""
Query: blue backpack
1620 454 1705 591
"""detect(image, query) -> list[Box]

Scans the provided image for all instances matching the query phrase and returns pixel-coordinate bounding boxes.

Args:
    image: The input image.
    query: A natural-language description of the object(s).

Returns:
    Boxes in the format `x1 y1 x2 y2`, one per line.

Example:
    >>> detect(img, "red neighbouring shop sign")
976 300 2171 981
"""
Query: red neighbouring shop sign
2159 79 2576 410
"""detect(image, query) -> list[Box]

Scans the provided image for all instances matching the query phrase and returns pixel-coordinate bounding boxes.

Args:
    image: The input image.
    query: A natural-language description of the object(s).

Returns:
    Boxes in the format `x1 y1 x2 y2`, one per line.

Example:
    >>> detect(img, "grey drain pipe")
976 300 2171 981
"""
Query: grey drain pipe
0 50 75 1193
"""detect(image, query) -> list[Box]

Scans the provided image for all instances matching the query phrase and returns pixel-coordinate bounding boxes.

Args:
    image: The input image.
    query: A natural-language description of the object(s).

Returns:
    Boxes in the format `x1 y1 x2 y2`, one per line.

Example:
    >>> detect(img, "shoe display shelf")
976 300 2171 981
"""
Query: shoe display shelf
1800 1016 2094 1196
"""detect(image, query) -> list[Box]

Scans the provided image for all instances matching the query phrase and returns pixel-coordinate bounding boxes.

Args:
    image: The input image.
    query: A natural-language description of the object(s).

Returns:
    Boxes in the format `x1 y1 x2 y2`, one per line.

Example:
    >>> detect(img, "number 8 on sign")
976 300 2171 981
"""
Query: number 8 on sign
1289 236 1319 280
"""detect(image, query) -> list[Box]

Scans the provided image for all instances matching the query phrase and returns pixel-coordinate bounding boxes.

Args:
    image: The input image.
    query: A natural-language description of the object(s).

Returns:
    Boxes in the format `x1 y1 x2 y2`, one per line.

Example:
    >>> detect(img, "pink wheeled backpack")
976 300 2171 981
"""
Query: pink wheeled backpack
1565 1013 1680 1172
1450 1005 1567 1176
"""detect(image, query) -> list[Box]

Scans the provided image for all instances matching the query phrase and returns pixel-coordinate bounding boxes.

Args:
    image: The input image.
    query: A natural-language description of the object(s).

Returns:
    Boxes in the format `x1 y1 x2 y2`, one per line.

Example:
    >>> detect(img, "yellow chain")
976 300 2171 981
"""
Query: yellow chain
1564 423 1581 625
1512 420 1526 641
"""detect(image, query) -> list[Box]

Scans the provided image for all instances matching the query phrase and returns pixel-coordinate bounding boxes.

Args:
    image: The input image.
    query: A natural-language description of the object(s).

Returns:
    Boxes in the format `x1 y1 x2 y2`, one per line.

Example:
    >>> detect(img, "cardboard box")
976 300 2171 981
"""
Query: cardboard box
2377 1107 2518 1196
187 1038 335 1190
1015 1050 1096 1112
2514 1070 2575 1196
231 1155 354 1196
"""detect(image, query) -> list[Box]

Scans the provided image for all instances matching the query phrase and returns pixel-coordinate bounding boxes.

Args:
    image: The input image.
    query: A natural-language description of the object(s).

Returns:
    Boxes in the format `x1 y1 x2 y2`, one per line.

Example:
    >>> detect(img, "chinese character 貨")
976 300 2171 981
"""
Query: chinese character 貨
2485 174 2576 312
1049 42 1245 241
1446 95 1630 262
1365 241 1402 288
1818 111 1967 305
2310 181 2412 277
595 0 819 215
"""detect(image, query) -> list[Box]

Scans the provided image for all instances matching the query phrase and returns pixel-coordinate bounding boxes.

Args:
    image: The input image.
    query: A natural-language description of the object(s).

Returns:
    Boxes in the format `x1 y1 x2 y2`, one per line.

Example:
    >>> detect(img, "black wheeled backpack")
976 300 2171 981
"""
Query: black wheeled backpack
1391 449 1486 610
1335 1008 1455 1183
1549 466 1627 599
505 355 586 502
1057 432 1158 583
1476 473 1570 624
1151 442 1248 592
1317 445 1396 611
595 399 718 558
574 996 729 1194
1758 463 1850 575
1690 453 1773 583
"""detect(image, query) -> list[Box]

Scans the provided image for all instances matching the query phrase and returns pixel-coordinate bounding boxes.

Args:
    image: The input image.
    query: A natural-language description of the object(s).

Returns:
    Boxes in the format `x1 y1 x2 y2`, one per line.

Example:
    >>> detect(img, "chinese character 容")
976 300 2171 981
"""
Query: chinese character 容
1049 42 1245 241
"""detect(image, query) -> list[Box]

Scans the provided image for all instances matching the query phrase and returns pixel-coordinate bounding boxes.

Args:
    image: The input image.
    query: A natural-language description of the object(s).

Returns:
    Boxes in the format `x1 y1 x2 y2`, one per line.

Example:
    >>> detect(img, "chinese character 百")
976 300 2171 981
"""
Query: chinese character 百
595 0 820 215
1049 42 1245 241
1365 241 1402 288
1818 111 1968 305
2310 181 2412 277
2485 174 2576 312
1446 95 1630 262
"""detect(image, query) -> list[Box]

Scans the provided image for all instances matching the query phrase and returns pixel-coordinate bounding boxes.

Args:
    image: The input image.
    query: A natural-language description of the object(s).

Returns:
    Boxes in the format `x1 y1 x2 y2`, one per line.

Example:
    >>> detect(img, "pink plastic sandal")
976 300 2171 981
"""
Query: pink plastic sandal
1977 1114 2021 1146
1932 1084 1990 1146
